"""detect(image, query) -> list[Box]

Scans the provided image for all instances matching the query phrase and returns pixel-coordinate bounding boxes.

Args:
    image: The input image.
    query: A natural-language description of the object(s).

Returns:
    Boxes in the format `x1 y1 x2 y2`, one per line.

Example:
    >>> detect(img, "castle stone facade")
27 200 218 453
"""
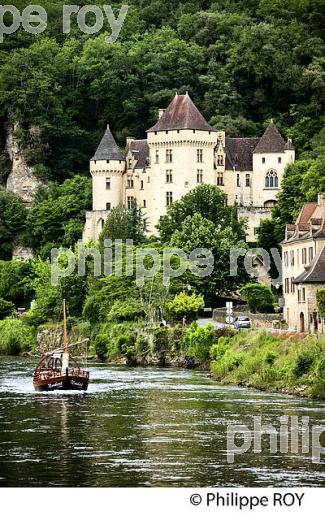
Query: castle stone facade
83 93 295 242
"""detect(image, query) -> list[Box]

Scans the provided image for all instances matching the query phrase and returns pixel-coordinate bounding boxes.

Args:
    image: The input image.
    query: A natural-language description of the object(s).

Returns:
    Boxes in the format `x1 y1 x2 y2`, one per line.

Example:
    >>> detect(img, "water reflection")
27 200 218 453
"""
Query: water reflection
0 358 324 487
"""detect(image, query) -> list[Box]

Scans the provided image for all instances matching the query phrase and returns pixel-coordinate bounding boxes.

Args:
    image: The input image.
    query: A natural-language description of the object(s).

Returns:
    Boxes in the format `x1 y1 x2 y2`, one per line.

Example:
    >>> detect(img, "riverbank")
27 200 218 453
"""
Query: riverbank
210 329 325 399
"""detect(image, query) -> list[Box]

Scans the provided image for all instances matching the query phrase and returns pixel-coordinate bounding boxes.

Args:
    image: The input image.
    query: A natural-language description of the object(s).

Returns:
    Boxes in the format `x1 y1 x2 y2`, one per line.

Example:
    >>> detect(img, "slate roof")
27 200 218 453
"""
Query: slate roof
253 122 286 154
225 137 260 171
91 125 125 161
127 139 150 169
293 245 325 284
148 93 216 133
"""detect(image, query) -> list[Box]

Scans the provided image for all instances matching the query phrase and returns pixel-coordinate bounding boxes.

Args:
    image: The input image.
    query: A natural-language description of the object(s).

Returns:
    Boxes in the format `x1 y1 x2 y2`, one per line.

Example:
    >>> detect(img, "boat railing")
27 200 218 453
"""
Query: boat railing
33 367 89 381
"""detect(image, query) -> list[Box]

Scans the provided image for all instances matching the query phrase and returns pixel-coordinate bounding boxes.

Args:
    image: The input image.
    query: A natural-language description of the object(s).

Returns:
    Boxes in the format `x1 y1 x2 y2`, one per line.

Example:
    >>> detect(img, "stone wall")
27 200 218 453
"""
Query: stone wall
213 307 283 329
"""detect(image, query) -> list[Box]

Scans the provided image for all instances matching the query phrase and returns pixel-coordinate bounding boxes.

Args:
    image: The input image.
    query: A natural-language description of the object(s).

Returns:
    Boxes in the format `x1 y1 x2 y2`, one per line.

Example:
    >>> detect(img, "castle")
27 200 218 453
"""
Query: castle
83 93 295 242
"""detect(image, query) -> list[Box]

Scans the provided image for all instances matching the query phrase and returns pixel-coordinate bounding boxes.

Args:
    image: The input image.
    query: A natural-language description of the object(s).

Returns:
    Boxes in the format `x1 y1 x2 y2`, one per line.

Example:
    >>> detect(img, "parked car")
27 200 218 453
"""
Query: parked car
234 316 251 329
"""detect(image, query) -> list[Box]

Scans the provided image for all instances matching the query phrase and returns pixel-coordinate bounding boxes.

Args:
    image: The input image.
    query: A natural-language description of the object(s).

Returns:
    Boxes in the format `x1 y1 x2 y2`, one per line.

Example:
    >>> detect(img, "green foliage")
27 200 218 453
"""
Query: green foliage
0 319 35 355
211 330 325 398
0 191 27 260
107 298 144 322
166 291 204 321
93 333 111 360
316 288 325 317
0 259 34 307
184 322 216 362
240 283 275 313
100 202 147 245
0 297 14 319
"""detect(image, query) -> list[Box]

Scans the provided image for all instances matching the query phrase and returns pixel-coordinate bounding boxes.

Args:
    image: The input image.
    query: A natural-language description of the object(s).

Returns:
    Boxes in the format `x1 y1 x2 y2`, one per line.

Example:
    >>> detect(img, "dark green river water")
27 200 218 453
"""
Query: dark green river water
0 357 324 487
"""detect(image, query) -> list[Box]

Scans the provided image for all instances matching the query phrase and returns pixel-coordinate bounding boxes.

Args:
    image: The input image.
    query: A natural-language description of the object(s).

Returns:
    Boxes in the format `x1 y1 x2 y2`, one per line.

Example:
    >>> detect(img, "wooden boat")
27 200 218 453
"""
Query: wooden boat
33 300 90 392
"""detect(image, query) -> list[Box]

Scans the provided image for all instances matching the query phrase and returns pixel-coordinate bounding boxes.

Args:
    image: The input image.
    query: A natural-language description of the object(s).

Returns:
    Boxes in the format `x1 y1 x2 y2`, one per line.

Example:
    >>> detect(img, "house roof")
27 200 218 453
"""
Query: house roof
127 139 149 169
293 245 325 284
253 122 286 154
296 202 318 224
148 93 216 133
91 125 125 161
225 137 260 171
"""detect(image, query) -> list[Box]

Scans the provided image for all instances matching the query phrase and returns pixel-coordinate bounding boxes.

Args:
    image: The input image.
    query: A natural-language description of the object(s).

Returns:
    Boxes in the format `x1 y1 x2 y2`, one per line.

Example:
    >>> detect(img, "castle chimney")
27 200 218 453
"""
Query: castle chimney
318 193 325 207
158 109 166 120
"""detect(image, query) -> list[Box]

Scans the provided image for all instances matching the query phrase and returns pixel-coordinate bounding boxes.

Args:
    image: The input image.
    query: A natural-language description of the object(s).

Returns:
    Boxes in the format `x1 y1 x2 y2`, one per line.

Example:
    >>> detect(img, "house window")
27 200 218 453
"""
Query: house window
197 170 203 184
290 250 294 266
217 173 224 186
308 247 314 263
166 149 173 163
155 150 159 164
284 251 288 267
302 248 307 264
106 177 111 190
166 191 173 206
298 290 301 303
106 202 111 211
127 176 134 188
262 157 266 164
237 174 240 187
285 278 289 294
302 288 306 302
217 155 223 166
166 170 173 183
290 278 295 293
265 169 278 188
140 180 144 190
197 149 203 163
143 200 146 208
127 196 134 209
246 174 250 187
278 157 282 164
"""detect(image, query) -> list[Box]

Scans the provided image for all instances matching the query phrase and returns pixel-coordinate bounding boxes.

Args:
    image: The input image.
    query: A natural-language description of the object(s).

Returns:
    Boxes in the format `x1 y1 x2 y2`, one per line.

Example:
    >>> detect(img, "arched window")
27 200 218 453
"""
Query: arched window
265 170 278 188
264 200 276 208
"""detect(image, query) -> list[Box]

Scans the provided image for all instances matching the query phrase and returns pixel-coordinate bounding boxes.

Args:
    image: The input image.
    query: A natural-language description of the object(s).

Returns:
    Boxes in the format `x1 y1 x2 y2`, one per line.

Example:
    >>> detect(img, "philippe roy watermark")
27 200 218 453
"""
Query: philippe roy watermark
51 241 283 287
227 415 325 463
0 4 129 42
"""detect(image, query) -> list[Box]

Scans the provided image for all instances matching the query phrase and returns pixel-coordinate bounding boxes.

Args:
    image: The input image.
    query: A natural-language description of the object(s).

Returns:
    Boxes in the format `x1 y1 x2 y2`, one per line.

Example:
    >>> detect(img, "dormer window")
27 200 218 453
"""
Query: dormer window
128 158 132 169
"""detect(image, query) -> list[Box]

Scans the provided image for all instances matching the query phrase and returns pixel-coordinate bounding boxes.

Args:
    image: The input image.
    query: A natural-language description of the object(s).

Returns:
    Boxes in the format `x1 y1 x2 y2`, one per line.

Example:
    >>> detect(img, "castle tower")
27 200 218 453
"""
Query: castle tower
83 125 125 241
146 92 218 230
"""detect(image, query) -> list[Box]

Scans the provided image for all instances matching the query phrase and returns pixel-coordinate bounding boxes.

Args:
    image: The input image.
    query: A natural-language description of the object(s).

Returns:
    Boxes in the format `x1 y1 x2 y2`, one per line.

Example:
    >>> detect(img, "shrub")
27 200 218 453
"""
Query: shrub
292 350 315 378
0 319 35 355
93 333 110 360
185 323 216 362
0 297 15 319
240 283 275 313
210 337 231 361
107 298 144 322
153 328 169 352
166 292 204 321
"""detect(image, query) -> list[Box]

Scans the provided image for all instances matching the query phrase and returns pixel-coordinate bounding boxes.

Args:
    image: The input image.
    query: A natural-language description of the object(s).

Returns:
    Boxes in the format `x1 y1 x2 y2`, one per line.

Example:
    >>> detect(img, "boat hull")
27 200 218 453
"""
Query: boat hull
33 375 89 392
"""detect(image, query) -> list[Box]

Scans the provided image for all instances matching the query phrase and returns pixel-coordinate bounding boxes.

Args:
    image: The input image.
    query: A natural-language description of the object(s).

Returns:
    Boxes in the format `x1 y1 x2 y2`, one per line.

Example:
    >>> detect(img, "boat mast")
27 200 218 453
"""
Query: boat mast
63 299 68 353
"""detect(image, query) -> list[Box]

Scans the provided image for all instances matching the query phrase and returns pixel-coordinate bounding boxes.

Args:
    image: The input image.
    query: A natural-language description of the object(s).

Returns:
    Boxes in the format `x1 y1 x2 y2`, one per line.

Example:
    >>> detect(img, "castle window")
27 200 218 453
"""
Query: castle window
197 149 203 163
143 200 146 208
106 177 111 190
217 173 224 186
197 170 203 184
166 170 173 183
106 202 111 211
246 174 250 187
262 157 266 164
265 170 278 188
217 155 223 166
166 149 173 163
127 196 134 209
264 200 276 208
155 150 159 164
128 158 132 169
127 176 134 188
237 174 240 187
166 192 173 206
140 180 144 190
278 157 282 163
185 181 189 188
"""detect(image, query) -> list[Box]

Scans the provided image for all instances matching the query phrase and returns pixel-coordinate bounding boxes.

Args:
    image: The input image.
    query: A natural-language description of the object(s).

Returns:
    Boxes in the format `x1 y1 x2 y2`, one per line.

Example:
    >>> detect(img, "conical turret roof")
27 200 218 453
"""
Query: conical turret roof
253 122 286 153
91 125 124 161
148 93 216 132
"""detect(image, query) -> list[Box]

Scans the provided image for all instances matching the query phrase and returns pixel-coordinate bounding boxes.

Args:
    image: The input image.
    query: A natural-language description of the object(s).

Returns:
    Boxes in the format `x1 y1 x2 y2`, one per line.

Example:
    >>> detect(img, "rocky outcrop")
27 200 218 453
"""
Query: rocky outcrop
5 124 41 205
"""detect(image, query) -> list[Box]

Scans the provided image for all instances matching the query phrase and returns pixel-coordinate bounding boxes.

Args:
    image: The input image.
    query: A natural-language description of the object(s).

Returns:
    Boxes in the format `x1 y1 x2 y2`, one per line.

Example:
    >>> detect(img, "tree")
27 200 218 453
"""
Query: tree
166 292 204 321
316 288 325 318
240 283 275 313
0 191 27 259
100 202 146 244
0 297 15 319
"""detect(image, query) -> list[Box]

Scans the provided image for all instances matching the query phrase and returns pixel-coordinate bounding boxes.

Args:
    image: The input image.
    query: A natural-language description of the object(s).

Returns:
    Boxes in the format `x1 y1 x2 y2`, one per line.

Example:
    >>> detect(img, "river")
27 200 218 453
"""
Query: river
0 357 324 487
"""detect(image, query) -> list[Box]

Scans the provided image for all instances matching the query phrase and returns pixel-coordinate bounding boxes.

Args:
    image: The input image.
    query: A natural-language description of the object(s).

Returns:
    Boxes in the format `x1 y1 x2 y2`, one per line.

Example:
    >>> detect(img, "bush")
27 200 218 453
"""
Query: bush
93 333 110 360
166 292 204 321
293 350 315 378
107 298 144 322
0 297 15 319
0 319 35 355
153 328 169 352
240 283 275 313
185 323 216 362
